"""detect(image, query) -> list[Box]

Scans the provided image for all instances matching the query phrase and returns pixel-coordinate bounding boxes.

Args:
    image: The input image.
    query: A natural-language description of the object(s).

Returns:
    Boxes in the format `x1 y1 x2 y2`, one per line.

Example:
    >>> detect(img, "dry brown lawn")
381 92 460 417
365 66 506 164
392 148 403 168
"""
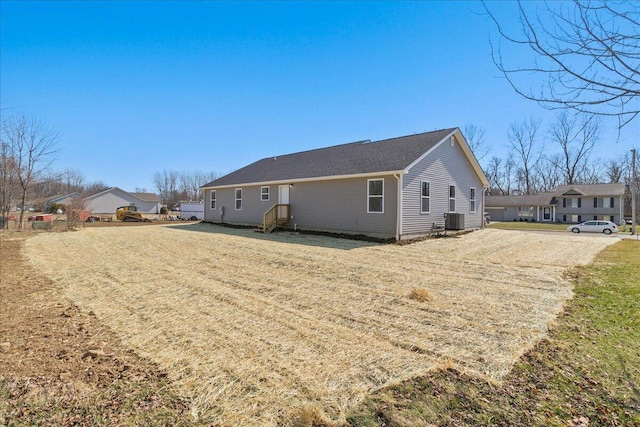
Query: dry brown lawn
24 225 616 426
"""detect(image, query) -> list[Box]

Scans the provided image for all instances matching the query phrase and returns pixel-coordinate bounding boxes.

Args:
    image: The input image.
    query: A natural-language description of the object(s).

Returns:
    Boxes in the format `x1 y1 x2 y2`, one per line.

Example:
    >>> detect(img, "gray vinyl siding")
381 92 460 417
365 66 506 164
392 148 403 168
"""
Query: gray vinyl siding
204 176 398 238
204 186 268 225
556 195 624 223
401 136 483 238
287 176 397 238
85 188 159 214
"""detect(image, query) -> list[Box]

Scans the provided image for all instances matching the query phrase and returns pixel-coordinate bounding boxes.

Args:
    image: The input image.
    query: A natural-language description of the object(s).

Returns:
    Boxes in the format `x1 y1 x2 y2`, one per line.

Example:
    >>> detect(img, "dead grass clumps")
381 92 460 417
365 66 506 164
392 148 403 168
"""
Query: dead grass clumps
24 225 616 426
408 288 433 302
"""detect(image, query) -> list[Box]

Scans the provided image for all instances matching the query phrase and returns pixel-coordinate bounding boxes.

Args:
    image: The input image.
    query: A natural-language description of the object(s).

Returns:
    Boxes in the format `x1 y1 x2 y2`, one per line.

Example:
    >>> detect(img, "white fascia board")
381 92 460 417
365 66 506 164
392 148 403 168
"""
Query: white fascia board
403 128 490 188
200 170 406 190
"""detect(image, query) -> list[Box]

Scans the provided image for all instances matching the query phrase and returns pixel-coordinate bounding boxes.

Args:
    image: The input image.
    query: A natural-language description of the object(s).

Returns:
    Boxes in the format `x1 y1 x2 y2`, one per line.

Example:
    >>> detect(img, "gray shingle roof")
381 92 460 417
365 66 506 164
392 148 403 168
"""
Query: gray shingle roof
202 128 456 187
131 192 160 202
556 183 626 197
486 193 556 207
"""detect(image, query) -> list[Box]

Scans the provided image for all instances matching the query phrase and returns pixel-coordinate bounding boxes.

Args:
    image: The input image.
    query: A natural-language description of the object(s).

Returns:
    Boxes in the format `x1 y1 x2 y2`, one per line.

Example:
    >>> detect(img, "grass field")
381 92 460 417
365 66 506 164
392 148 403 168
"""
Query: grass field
21 224 617 426
347 239 640 426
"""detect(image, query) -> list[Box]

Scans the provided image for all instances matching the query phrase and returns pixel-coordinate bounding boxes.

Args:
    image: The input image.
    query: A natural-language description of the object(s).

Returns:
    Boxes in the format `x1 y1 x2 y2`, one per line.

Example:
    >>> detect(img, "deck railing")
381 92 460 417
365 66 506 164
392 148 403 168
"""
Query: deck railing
262 204 290 233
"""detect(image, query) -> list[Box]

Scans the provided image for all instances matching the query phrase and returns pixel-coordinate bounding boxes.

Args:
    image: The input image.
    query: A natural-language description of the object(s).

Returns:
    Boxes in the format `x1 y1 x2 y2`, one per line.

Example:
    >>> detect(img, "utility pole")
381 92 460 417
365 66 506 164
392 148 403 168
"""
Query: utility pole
632 148 637 236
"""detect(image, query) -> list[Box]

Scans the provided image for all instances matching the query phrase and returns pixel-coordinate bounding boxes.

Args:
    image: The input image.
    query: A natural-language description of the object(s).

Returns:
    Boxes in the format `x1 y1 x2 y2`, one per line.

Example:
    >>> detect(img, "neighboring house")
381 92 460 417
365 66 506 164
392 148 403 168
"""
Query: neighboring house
486 183 626 224
84 187 161 214
46 192 80 210
555 183 625 224
200 128 489 240
485 193 556 222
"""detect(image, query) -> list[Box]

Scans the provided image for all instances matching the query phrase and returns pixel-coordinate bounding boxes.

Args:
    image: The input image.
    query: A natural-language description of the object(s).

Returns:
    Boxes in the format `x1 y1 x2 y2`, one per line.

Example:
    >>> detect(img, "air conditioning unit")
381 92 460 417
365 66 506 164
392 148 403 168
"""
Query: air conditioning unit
444 213 465 230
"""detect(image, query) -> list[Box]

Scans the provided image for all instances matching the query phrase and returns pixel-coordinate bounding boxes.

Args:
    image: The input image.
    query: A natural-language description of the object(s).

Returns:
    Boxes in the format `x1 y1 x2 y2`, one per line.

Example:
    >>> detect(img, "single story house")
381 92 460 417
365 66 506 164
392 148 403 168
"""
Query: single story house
46 192 81 209
555 183 626 224
84 187 161 215
200 128 489 240
485 193 556 222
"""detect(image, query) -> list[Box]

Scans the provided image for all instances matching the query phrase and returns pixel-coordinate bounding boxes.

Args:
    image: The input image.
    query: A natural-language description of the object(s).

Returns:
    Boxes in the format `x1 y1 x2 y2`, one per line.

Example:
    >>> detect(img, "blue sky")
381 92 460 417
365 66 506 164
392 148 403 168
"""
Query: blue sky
1 1 637 192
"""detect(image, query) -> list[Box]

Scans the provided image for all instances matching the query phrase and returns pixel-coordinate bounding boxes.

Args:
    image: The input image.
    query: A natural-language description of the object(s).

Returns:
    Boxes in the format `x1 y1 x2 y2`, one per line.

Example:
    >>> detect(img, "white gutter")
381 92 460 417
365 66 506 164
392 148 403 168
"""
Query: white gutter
394 174 403 240
201 170 406 190
482 187 488 228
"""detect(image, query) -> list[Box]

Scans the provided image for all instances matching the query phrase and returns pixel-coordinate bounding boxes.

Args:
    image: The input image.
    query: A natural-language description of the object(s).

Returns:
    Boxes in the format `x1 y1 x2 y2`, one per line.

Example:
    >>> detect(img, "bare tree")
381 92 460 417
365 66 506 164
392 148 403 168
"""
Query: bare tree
605 155 629 183
508 118 543 194
463 123 490 161
547 112 600 184
179 170 219 202
153 169 180 208
0 140 18 228
2 115 59 229
485 154 517 195
485 1 640 129
581 159 604 184
536 154 562 192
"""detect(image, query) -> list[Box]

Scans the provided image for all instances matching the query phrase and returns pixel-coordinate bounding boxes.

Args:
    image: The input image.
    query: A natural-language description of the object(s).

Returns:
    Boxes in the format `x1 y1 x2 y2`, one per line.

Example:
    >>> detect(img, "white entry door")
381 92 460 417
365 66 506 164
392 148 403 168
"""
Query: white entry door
278 185 289 204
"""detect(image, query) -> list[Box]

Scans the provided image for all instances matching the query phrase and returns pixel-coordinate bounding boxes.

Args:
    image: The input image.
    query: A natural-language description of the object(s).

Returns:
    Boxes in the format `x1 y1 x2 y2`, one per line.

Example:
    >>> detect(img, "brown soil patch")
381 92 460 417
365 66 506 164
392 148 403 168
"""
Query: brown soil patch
0 232 192 426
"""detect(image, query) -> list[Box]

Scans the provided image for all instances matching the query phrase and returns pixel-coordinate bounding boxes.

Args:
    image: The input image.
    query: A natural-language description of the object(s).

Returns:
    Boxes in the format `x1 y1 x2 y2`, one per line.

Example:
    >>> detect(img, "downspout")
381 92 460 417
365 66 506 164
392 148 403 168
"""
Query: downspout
394 174 402 241
482 187 488 228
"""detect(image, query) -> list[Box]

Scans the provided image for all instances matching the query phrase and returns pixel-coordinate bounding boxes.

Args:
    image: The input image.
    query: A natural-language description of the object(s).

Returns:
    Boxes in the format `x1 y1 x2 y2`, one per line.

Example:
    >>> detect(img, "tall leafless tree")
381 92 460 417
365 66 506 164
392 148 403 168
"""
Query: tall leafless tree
463 123 490 162
2 115 59 228
485 1 640 129
153 169 179 207
485 154 517 195
508 117 543 194
547 112 600 185
605 155 628 183
0 140 18 228
535 154 563 192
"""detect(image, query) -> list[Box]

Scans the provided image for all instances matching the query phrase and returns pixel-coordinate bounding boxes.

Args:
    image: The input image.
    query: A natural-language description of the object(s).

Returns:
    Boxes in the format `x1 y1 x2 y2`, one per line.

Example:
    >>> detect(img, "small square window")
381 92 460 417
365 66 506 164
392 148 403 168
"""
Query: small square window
260 186 270 201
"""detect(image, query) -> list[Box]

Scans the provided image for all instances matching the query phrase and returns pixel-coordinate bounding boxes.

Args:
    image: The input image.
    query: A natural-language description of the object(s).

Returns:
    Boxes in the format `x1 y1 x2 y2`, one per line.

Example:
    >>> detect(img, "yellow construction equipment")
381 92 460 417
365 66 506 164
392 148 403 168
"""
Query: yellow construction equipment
116 205 149 222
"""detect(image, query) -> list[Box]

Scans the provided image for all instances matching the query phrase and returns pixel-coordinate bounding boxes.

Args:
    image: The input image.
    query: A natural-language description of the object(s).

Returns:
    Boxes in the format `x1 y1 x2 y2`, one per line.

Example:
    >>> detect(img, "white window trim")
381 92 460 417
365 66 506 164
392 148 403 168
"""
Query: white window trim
420 180 430 214
210 190 216 210
470 187 476 213
260 186 270 201
367 178 384 214
449 184 456 213
235 188 242 210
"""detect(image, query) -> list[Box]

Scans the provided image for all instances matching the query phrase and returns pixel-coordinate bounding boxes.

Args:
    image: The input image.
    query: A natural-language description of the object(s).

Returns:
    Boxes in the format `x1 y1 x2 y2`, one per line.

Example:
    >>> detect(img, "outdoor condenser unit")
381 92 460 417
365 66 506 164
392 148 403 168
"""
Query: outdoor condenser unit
444 213 465 230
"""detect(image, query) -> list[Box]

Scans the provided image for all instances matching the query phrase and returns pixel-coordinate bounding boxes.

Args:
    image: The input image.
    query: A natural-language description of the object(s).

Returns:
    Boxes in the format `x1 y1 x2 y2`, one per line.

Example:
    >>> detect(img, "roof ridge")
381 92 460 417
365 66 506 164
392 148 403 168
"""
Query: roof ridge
371 128 456 144
260 140 371 161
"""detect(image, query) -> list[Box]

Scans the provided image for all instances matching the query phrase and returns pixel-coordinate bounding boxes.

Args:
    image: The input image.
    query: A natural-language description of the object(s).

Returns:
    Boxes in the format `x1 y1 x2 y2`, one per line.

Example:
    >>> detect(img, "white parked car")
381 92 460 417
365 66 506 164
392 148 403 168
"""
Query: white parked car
567 220 618 235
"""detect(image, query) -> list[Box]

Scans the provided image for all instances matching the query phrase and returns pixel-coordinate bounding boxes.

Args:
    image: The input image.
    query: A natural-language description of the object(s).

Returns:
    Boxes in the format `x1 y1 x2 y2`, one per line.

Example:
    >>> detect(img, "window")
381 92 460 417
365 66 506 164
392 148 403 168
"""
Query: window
260 186 270 201
563 198 567 208
235 188 242 210
420 181 430 213
469 187 476 213
210 190 216 209
449 185 456 212
367 179 384 213
595 197 614 208
610 215 614 222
